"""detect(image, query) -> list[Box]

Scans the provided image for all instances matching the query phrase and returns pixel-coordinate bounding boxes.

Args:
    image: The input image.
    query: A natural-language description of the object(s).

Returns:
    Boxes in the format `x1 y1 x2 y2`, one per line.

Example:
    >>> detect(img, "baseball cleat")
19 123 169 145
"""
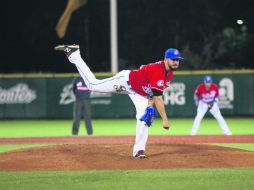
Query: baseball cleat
134 150 147 159
54 44 79 56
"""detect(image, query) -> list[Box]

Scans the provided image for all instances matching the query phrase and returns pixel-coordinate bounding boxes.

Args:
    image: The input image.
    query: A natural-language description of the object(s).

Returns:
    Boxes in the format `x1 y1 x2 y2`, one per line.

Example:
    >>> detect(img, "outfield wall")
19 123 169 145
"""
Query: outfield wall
0 70 254 119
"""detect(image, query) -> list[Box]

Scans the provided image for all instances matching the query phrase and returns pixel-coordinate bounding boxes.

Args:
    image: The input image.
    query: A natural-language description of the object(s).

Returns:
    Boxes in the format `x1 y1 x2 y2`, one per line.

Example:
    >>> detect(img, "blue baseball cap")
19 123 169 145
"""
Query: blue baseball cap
165 48 184 60
204 75 213 83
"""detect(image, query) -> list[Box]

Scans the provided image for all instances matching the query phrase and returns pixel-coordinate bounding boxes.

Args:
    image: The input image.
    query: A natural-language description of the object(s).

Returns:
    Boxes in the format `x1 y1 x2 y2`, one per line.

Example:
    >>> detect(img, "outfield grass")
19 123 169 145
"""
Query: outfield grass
0 118 253 137
0 168 253 190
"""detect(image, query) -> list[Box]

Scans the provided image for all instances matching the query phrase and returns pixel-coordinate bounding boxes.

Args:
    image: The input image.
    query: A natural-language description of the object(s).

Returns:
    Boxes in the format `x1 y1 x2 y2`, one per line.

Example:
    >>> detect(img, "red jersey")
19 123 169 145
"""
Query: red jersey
129 61 173 96
194 83 219 103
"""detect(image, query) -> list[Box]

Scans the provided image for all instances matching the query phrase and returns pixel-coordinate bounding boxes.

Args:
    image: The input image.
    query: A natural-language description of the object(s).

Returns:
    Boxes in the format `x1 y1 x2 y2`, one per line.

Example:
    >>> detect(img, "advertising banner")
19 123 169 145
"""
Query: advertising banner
0 72 253 119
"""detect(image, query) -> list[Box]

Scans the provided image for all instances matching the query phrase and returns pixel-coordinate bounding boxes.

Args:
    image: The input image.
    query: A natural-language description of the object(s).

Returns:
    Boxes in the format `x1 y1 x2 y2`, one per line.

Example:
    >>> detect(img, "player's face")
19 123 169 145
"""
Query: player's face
204 82 212 88
164 58 180 71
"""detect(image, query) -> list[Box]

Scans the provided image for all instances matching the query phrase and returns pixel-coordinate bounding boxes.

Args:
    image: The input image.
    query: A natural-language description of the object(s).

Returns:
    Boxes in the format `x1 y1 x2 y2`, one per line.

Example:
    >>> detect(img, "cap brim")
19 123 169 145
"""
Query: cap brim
166 57 184 60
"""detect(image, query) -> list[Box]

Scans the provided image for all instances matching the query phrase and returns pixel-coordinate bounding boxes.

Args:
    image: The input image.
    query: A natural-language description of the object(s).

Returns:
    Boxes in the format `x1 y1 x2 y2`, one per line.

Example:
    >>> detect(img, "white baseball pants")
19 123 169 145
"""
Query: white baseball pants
68 50 149 157
190 101 232 135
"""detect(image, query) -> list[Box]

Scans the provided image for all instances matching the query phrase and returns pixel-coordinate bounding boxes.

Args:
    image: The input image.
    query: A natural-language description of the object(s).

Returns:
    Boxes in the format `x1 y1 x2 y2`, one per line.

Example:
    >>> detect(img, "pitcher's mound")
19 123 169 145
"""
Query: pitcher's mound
1 143 254 171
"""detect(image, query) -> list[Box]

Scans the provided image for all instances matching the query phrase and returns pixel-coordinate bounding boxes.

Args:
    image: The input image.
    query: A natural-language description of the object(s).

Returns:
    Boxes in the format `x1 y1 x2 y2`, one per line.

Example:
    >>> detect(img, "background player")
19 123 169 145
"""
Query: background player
190 75 232 135
55 44 183 158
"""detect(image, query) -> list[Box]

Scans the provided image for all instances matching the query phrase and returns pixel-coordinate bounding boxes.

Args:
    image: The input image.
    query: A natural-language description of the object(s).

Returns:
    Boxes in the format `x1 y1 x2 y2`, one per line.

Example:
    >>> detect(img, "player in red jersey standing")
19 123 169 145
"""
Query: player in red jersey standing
190 75 232 135
55 44 183 158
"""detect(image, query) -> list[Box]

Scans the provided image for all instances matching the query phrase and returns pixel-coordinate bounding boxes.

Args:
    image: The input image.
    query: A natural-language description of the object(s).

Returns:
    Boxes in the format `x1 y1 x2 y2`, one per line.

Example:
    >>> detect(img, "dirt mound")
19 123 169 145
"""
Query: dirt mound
1 135 254 144
1 143 254 171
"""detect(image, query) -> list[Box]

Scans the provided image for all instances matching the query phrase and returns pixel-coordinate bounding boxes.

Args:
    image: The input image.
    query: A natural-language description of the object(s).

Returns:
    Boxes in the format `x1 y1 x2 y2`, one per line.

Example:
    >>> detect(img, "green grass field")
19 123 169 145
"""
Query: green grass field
0 118 253 190
1 169 254 190
1 118 254 137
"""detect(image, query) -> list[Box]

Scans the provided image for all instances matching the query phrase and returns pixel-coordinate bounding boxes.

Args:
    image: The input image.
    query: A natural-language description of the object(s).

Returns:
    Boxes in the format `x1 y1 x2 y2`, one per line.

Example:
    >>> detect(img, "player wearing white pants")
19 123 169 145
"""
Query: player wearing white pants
55 45 184 158
190 75 232 135
68 50 148 155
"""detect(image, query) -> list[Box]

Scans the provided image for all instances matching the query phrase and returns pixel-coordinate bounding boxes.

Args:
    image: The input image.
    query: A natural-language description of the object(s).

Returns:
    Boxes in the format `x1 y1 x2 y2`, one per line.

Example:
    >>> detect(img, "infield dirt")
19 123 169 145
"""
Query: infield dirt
0 135 254 171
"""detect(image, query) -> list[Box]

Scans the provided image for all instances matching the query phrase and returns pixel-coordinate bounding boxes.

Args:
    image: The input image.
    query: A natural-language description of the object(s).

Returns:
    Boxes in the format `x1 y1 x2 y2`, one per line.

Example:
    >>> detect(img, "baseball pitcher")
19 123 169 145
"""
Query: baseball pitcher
190 75 232 135
55 44 183 158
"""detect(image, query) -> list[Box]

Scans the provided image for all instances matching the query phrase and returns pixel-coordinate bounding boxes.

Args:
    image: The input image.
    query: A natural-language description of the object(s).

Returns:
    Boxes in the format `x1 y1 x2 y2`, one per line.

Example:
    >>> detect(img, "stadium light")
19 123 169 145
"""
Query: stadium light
236 19 244 25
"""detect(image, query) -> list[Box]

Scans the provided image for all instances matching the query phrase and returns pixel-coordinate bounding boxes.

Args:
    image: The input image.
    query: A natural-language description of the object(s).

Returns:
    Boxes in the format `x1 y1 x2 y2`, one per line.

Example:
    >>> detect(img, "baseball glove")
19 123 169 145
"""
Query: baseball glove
140 106 156 127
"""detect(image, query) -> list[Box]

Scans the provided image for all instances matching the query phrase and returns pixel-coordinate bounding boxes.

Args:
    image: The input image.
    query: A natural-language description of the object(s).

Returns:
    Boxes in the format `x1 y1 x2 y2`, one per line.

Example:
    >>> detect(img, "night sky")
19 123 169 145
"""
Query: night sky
0 0 253 73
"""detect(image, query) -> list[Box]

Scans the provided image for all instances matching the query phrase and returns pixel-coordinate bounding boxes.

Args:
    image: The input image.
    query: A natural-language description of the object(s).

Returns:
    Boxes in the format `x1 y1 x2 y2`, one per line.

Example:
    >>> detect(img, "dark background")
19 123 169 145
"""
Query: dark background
0 0 253 73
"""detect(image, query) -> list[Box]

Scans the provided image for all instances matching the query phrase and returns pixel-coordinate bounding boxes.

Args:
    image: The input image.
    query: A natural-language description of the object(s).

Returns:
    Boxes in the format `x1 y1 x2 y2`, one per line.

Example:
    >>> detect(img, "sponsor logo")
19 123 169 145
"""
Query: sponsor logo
163 82 186 105
157 80 164 87
59 83 112 105
59 84 75 105
218 78 234 109
0 83 36 104
174 50 179 55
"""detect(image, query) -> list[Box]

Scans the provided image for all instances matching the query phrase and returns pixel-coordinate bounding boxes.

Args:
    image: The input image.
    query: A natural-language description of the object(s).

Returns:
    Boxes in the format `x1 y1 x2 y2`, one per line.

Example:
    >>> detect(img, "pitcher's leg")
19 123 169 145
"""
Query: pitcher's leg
129 94 149 157
56 46 123 93
68 50 130 94
133 120 149 157
68 50 97 90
